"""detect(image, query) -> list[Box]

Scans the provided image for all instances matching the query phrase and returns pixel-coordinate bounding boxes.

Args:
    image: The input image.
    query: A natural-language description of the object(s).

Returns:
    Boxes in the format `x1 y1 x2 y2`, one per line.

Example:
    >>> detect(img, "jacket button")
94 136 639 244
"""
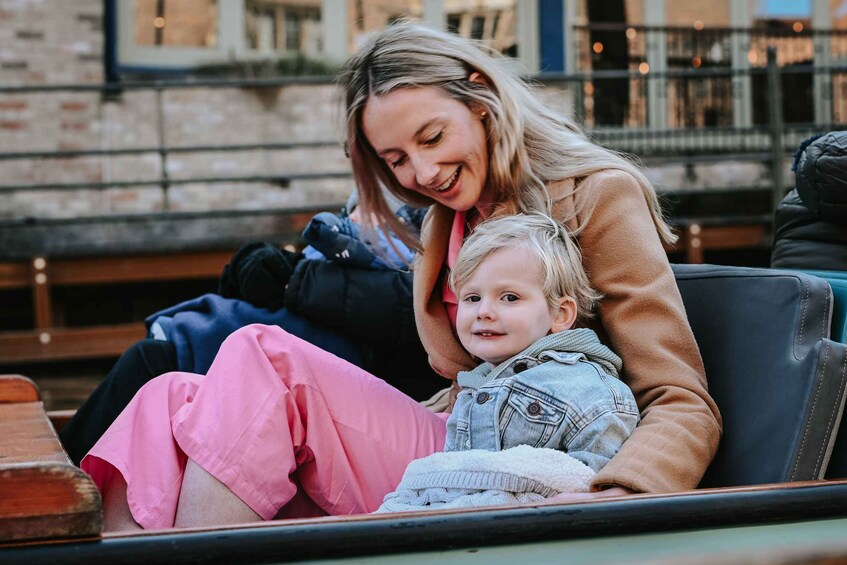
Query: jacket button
476 391 490 404
527 401 542 415
513 361 528 373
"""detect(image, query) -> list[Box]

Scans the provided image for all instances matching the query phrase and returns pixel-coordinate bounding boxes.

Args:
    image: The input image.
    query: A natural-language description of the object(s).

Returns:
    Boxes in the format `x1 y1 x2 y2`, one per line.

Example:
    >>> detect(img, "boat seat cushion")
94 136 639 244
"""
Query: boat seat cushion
672 264 847 487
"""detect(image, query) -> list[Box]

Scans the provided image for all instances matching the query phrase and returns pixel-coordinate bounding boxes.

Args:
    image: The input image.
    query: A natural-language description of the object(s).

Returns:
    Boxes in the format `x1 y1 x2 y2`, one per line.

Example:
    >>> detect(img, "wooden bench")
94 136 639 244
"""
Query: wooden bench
665 215 771 264
0 375 101 544
0 249 235 364
0 205 336 365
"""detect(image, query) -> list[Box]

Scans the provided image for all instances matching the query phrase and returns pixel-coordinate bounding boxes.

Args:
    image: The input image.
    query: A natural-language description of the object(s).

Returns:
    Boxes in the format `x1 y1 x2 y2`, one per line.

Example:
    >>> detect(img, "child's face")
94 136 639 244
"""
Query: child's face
456 247 576 365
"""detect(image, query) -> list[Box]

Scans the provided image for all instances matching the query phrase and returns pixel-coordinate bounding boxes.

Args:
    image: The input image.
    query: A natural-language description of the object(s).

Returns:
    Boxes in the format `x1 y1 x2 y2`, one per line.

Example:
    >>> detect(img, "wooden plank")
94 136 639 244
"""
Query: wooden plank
0 402 68 464
699 224 768 250
0 262 29 290
48 250 234 286
0 323 146 363
0 462 102 543
0 375 40 404
0 395 101 542
668 222 770 264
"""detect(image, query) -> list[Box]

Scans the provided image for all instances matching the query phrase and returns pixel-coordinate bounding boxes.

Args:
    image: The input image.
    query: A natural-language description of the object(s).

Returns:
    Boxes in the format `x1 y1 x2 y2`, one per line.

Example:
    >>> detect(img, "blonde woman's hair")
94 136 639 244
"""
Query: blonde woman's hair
449 213 601 321
337 22 676 252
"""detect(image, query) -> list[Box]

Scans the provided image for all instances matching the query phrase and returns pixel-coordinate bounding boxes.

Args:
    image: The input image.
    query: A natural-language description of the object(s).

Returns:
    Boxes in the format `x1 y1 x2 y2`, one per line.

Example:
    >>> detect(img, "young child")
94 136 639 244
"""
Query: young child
379 212 640 511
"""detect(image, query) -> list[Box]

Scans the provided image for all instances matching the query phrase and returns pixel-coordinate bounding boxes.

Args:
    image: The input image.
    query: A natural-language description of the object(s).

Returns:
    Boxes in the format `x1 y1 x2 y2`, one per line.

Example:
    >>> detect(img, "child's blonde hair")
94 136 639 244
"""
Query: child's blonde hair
449 213 601 321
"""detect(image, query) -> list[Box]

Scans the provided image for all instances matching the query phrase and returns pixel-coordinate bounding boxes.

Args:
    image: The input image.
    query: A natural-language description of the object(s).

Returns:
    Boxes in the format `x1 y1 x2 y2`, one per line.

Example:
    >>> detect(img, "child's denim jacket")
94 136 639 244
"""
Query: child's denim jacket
444 328 640 473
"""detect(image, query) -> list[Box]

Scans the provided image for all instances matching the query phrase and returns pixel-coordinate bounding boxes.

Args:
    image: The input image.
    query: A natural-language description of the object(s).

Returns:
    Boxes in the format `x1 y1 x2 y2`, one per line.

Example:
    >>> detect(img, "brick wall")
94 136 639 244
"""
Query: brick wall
0 0 353 222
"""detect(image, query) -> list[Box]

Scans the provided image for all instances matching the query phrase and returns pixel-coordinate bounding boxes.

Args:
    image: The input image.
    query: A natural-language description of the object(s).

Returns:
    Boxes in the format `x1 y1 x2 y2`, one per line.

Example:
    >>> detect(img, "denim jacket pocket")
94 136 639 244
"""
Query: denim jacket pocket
499 387 566 449
445 414 470 452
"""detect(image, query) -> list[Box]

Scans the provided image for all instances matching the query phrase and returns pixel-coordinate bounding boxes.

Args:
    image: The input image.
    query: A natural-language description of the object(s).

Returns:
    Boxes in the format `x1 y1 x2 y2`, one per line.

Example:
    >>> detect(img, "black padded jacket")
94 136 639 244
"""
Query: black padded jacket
771 131 847 270
284 259 417 347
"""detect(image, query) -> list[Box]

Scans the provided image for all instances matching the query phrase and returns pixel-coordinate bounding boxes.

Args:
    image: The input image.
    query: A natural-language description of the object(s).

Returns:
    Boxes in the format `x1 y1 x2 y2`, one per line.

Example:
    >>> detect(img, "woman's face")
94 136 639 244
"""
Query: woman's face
361 86 491 213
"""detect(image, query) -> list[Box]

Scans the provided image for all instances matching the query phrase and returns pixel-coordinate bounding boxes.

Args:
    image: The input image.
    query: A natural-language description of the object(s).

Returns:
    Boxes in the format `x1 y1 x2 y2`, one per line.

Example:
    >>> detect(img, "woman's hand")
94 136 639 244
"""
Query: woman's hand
548 486 635 503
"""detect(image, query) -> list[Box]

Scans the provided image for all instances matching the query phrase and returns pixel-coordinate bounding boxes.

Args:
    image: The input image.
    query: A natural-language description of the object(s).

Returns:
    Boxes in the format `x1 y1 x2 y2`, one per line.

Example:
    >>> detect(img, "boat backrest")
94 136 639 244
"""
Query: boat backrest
774 269 847 478
795 269 847 345
797 270 847 478
672 264 847 487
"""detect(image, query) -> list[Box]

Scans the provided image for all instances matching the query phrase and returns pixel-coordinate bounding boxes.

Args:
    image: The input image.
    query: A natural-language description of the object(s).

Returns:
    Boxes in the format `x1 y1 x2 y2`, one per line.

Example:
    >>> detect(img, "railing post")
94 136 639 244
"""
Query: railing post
766 46 785 214
573 75 586 127
812 3 833 125
155 84 170 210
730 0 753 128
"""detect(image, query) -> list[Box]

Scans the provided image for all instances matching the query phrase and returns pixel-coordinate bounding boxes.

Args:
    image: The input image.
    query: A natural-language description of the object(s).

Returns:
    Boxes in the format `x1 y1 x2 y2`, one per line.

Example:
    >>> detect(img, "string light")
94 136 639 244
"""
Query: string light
592 41 604 54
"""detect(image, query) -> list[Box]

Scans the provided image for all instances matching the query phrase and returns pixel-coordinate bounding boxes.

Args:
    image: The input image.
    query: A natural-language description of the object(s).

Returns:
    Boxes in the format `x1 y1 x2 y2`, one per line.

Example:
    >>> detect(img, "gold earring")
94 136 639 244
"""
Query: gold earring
480 111 487 119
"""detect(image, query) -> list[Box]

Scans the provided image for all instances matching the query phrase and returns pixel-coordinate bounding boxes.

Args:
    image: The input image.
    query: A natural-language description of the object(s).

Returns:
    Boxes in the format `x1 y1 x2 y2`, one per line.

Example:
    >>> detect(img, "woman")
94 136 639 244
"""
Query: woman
83 23 721 530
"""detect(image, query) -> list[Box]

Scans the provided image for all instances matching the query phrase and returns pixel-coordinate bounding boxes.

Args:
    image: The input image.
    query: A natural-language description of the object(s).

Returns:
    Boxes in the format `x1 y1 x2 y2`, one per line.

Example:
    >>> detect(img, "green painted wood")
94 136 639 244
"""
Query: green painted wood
305 516 847 565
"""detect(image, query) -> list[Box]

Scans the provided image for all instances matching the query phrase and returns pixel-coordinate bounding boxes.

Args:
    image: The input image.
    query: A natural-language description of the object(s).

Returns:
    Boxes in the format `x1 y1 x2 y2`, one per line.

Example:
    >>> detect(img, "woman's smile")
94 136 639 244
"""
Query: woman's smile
361 86 491 212
433 166 461 193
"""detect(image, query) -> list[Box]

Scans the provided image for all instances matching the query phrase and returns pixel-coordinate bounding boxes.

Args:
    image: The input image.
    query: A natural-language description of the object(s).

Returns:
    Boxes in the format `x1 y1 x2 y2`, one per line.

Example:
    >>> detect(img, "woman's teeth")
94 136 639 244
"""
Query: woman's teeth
435 167 460 192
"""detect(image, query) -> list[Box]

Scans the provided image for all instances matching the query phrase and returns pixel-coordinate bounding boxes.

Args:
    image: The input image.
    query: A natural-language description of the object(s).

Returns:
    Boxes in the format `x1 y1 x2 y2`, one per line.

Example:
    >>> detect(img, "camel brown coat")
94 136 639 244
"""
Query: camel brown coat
412 170 723 494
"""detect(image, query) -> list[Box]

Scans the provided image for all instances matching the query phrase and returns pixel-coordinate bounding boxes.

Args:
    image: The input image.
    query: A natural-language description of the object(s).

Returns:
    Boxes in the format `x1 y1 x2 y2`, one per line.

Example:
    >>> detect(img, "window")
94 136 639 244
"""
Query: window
119 0 326 70
283 7 321 53
347 0 422 54
245 7 276 51
445 0 517 57
746 0 814 124
470 16 485 40
116 0 534 73
134 0 219 48
447 13 461 34
243 1 322 55
831 1 847 122
663 0 733 127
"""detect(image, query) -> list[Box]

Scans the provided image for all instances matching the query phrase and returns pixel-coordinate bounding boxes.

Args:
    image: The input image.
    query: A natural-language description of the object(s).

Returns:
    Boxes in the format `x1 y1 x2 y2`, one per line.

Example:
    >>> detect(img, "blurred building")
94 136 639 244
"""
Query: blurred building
1 0 846 223
2 0 843 370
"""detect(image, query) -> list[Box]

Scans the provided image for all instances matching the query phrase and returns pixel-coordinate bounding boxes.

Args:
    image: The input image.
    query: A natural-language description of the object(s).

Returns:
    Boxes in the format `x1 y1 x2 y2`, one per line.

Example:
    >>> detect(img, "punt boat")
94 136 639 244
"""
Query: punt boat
3 263 847 564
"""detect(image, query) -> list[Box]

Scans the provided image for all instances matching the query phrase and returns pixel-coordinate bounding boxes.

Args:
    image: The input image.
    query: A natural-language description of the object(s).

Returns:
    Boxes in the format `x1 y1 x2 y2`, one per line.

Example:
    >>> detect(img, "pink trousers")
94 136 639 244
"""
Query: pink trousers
82 324 448 529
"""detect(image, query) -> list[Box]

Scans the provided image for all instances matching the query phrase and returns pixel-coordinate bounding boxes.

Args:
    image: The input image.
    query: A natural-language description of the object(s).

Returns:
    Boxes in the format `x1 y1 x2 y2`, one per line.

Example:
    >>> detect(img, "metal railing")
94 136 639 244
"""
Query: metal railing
570 24 847 128
0 48 844 224
0 76 349 212
573 23 847 69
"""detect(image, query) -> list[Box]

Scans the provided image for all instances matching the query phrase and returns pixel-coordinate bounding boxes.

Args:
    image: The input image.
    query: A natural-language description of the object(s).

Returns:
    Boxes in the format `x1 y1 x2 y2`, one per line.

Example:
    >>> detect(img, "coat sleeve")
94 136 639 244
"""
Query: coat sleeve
574 171 722 493
284 259 418 346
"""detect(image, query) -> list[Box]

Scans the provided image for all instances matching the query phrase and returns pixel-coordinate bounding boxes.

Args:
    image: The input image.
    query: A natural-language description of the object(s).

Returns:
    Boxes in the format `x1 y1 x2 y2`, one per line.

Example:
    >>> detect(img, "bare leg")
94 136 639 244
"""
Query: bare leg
102 472 143 532
173 459 261 528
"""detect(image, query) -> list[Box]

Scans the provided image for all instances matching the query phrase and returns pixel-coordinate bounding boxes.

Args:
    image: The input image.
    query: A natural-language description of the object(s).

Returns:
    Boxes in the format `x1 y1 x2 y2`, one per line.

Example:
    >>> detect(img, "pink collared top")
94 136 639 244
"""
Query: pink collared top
442 210 483 332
